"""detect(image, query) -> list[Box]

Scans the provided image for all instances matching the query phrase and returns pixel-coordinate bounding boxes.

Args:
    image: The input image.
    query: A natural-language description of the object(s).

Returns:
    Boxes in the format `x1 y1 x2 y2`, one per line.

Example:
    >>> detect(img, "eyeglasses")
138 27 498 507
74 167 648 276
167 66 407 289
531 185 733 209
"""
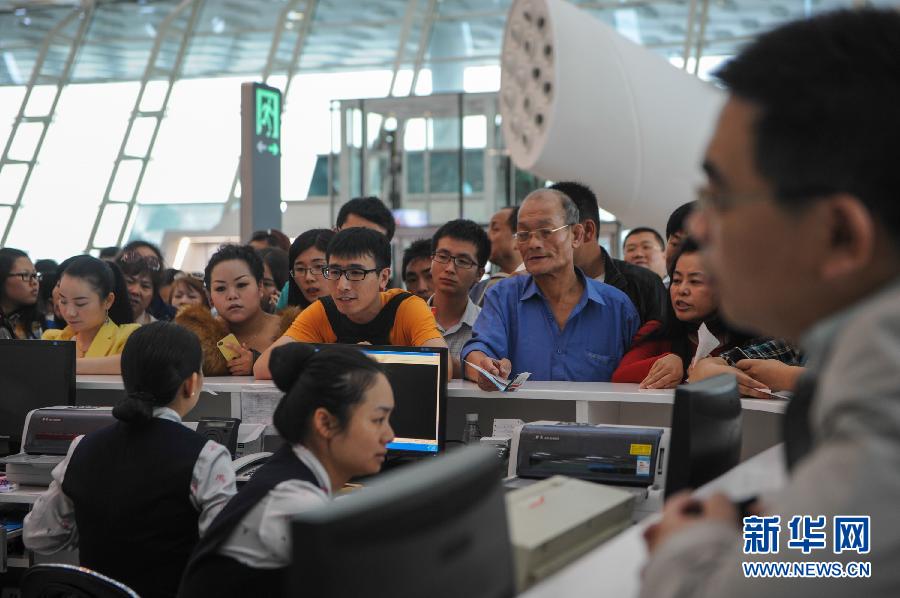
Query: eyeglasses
322 267 381 282
291 266 325 279
119 251 162 272
431 252 478 270
513 224 571 244
7 271 41 283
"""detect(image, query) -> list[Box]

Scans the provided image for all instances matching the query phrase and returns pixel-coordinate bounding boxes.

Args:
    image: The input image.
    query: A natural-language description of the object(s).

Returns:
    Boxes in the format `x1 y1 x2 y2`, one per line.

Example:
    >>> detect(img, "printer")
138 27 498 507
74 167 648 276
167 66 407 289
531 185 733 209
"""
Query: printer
508 421 670 518
1 406 116 486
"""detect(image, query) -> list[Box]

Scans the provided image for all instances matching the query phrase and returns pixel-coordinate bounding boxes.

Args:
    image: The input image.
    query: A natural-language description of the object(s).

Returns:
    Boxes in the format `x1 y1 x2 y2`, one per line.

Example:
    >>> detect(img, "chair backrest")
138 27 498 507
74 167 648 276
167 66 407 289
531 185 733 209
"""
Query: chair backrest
20 564 138 598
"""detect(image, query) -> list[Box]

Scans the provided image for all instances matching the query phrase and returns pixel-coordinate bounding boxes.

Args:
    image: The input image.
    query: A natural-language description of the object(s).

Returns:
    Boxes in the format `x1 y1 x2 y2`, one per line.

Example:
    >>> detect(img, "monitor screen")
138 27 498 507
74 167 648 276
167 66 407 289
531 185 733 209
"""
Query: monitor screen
311 344 448 455
665 373 743 498
289 446 515 598
0 339 76 453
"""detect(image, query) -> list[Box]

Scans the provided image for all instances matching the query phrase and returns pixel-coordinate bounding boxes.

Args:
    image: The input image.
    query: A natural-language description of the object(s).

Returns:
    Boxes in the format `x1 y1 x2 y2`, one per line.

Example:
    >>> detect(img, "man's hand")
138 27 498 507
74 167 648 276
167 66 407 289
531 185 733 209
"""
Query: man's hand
226 342 254 376
464 351 512 391
640 354 684 389
735 360 803 392
689 357 770 398
644 492 738 555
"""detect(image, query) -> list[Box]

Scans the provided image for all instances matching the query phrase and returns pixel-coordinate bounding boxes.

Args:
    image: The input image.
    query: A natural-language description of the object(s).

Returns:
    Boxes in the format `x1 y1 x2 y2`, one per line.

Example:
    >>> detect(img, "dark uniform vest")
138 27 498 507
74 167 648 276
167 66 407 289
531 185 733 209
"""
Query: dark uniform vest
178 444 322 598
62 418 208 598
320 291 413 345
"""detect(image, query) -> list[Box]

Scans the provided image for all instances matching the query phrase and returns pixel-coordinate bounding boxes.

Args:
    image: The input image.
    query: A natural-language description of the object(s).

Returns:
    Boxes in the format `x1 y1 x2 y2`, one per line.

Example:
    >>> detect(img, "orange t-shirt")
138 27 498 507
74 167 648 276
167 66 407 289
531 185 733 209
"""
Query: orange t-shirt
285 288 442 346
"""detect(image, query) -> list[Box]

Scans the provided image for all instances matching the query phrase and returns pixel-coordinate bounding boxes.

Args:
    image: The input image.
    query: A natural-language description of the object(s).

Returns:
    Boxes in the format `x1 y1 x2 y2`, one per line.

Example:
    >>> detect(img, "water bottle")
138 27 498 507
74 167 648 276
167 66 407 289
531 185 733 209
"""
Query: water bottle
462 413 482 445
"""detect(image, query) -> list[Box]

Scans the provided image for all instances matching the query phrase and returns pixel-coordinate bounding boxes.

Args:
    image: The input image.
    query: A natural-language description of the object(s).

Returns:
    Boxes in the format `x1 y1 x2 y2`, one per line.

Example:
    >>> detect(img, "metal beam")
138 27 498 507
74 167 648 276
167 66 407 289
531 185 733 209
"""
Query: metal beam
0 2 94 246
85 0 204 252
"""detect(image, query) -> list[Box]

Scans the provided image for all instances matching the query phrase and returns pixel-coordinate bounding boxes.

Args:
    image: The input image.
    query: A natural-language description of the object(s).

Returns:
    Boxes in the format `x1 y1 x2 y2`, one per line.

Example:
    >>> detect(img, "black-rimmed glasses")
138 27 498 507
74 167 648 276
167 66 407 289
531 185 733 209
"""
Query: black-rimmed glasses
291 266 325 279
322 267 380 281
7 271 41 283
431 252 478 270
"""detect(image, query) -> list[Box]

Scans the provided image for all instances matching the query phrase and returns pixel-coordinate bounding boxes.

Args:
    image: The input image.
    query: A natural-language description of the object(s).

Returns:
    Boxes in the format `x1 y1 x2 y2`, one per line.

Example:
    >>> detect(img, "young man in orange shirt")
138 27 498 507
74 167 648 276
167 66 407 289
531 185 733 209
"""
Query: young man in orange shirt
254 227 447 379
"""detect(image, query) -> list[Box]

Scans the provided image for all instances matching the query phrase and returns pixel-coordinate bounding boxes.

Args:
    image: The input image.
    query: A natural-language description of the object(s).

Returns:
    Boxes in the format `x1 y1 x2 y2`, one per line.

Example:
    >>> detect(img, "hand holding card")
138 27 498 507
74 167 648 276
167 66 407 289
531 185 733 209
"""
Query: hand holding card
464 360 531 392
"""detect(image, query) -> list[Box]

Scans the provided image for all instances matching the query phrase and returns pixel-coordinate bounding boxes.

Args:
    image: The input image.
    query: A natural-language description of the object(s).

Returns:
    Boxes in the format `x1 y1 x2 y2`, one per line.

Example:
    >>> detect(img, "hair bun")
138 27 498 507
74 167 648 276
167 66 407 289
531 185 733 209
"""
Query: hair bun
126 390 156 402
270 343 317 392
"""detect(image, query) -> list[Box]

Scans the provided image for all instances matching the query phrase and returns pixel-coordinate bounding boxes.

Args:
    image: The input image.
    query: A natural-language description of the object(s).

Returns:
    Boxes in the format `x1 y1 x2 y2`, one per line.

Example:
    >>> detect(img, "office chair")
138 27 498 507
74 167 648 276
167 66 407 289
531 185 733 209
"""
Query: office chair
20 563 138 598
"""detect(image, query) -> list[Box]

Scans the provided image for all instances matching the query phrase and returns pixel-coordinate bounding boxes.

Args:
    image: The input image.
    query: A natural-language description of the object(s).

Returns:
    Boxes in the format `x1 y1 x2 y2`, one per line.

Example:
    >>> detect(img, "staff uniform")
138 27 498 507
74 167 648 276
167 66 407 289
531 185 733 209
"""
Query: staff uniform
24 407 236 598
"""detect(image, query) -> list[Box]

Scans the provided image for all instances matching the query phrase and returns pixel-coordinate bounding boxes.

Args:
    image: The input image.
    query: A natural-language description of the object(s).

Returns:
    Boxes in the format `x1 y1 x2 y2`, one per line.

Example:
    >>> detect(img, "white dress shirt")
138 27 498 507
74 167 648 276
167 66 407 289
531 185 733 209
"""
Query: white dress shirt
23 407 237 554
217 444 332 569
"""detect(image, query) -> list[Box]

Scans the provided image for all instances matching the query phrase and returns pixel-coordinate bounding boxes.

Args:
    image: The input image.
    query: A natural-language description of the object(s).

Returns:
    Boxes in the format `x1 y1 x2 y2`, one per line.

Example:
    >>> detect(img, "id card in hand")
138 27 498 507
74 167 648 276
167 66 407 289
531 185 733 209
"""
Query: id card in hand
464 360 531 392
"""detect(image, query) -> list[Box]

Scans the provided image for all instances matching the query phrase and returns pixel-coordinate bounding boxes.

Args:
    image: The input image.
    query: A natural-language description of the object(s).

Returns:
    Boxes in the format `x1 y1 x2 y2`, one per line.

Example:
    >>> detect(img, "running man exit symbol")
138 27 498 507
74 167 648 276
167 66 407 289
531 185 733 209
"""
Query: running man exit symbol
256 87 280 140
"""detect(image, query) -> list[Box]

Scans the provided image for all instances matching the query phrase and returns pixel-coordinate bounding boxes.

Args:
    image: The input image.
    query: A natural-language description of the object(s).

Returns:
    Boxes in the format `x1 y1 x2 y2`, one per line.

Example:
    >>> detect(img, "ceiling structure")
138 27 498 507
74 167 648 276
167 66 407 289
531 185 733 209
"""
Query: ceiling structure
0 0 880 86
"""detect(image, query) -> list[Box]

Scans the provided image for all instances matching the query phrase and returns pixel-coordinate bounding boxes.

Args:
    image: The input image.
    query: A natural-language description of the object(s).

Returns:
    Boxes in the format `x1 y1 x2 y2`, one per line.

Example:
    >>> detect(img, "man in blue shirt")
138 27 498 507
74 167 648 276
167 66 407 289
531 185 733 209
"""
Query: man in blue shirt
461 188 639 389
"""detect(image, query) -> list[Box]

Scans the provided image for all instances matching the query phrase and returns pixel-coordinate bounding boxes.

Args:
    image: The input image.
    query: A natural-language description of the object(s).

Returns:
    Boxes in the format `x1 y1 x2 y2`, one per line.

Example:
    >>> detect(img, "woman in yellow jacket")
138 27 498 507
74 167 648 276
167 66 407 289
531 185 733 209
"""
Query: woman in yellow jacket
43 256 139 374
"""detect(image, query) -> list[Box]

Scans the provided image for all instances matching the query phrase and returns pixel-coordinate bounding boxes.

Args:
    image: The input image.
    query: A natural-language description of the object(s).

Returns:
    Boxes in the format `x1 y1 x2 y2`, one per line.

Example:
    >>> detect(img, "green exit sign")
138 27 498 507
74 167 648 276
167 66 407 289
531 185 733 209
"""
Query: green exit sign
255 86 281 142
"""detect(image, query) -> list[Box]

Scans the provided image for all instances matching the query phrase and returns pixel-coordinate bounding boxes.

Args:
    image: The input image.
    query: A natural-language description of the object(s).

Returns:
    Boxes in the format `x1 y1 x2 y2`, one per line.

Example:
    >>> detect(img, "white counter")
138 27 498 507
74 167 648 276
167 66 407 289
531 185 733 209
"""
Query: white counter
521 443 788 598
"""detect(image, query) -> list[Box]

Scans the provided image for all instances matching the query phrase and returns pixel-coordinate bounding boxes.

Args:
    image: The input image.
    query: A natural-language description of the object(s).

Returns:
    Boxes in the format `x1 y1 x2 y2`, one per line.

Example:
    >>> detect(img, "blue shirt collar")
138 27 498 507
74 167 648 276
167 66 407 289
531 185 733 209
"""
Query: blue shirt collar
520 268 607 306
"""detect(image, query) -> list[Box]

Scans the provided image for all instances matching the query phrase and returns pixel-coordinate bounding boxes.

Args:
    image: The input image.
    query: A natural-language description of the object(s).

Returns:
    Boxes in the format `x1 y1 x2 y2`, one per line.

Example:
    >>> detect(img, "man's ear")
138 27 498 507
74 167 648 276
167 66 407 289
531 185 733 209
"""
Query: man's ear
581 219 597 243
818 194 876 282
571 223 585 248
380 266 392 290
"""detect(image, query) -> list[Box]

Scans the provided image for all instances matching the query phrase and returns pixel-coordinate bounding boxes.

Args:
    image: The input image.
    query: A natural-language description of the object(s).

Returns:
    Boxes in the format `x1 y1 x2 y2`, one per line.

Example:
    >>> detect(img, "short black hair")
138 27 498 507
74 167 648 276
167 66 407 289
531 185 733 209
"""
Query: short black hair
550 181 599 229
98 246 120 260
432 219 491 269
402 239 432 277
327 227 392 270
714 8 900 245
507 206 518 232
270 343 385 444
116 322 202 424
250 229 291 252
204 244 265 289
121 240 164 266
666 201 696 240
335 196 396 241
624 227 665 251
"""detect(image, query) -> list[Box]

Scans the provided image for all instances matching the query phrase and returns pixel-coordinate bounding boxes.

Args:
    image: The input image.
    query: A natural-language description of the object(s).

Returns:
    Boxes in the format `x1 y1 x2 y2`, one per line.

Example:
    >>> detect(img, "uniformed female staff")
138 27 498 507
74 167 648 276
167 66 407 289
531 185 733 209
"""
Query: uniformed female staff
178 342 396 597
24 322 237 598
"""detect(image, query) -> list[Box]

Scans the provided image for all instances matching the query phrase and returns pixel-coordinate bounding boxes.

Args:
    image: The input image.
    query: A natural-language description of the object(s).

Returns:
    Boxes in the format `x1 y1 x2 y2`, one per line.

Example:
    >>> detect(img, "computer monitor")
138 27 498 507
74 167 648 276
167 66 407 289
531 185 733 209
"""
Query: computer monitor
0 339 76 455
312 344 448 456
289 446 515 598
664 374 743 499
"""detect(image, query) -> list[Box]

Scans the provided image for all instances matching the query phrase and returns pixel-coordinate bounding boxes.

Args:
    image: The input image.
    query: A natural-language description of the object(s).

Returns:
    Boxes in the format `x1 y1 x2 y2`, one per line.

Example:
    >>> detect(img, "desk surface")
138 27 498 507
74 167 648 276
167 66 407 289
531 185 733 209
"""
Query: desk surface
0 485 46 505
520 443 788 597
75 376 787 414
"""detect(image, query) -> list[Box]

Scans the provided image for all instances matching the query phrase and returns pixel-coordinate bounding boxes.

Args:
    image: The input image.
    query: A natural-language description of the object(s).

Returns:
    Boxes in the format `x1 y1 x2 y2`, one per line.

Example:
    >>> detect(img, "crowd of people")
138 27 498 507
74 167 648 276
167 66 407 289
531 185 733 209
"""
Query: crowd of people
1 190 803 390
1 7 898 596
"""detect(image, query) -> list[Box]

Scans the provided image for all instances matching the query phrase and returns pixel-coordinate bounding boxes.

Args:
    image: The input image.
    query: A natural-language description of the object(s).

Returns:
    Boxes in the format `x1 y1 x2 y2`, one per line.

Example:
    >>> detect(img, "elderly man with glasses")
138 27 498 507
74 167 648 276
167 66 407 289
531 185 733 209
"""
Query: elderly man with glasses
461 189 639 389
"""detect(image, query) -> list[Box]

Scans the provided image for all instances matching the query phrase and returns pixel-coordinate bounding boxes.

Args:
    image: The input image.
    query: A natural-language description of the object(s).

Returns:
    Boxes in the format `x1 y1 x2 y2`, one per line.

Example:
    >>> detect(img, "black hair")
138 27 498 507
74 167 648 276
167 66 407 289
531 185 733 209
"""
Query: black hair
401 239 432 279
116 253 160 292
287 228 335 308
42 255 79 328
666 201 696 240
550 181 600 230
327 227 392 271
203 244 265 290
506 206 518 232
650 238 752 366
161 268 182 287
432 219 491 269
258 247 290 291
250 229 291 252
115 322 203 424
624 227 665 251
270 343 385 444
0 248 41 336
98 246 120 260
714 8 900 246
61 255 134 325
34 259 58 276
121 240 164 266
335 196 396 241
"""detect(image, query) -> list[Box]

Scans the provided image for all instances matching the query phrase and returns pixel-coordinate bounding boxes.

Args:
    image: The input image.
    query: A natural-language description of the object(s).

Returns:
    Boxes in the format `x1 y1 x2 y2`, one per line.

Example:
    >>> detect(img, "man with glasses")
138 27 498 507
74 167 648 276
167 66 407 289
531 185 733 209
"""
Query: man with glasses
640 10 900 598
462 189 639 388
426 219 489 378
254 227 446 380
